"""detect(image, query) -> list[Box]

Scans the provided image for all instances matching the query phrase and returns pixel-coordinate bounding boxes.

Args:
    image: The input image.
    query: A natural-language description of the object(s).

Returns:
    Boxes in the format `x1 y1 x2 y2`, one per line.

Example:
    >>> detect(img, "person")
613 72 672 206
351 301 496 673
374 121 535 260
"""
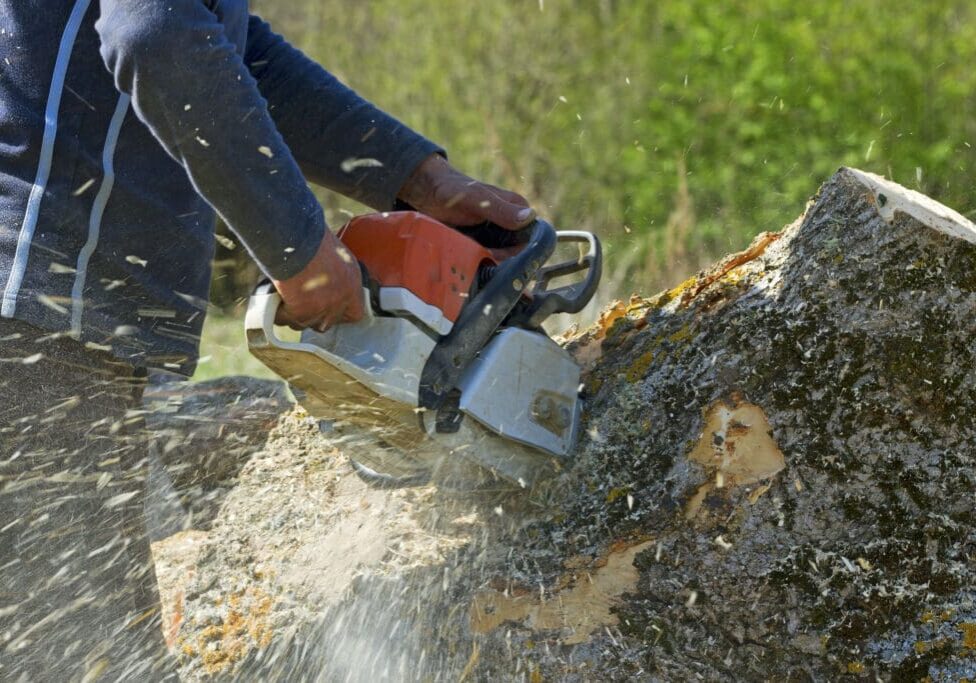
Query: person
0 1 534 679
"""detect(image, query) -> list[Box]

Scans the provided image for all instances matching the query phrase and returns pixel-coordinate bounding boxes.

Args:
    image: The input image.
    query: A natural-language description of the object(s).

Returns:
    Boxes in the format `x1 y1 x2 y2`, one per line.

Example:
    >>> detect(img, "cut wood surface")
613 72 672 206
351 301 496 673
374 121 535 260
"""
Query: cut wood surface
152 169 976 681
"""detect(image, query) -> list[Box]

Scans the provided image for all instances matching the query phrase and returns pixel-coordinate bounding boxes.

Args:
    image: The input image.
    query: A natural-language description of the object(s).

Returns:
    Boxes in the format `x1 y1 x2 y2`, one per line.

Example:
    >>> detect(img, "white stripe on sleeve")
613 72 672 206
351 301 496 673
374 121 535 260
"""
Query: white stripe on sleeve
71 93 130 336
2 0 93 318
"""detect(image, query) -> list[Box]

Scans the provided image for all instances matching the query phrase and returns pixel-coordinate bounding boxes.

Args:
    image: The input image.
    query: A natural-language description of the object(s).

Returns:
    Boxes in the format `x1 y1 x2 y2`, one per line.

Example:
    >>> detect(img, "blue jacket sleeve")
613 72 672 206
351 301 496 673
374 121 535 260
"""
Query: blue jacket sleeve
96 0 324 280
244 15 443 211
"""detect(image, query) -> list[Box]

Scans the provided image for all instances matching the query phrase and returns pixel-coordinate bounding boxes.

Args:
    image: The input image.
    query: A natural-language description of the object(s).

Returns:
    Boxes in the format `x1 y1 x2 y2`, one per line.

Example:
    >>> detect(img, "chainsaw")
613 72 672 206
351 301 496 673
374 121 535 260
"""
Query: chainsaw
245 211 601 488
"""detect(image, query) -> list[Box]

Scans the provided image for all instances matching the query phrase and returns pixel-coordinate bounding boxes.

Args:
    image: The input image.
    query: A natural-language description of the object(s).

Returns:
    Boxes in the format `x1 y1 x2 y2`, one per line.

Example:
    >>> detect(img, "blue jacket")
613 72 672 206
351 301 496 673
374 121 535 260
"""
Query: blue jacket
0 1 440 374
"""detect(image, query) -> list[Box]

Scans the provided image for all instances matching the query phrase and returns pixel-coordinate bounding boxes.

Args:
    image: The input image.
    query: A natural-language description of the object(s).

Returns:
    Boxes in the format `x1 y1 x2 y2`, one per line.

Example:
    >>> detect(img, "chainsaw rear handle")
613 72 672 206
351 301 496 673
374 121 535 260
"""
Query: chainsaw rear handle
245 281 286 350
418 218 558 411
248 262 379 331
244 276 379 347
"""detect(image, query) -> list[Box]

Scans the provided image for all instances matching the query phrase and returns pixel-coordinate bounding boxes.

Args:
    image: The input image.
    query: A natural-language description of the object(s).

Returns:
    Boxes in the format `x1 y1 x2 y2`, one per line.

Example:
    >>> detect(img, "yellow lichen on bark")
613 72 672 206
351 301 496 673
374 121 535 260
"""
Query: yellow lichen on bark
960 622 976 649
184 585 276 675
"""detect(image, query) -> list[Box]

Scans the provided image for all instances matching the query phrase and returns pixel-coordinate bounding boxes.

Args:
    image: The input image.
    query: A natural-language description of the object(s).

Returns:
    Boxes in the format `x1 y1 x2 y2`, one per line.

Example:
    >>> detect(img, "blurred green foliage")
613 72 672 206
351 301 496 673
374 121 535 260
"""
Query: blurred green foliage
218 0 976 303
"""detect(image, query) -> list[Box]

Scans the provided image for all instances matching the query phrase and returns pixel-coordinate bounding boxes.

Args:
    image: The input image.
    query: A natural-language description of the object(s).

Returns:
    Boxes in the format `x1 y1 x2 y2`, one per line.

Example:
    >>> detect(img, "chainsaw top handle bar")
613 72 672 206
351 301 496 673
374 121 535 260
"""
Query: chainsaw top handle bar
417 219 558 410
508 230 602 328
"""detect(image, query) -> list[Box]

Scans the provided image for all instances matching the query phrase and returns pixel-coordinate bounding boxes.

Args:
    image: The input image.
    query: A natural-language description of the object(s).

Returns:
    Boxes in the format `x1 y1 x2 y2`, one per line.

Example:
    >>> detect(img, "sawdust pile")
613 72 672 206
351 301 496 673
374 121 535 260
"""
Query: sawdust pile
155 413 478 679
154 411 656 681
154 168 976 681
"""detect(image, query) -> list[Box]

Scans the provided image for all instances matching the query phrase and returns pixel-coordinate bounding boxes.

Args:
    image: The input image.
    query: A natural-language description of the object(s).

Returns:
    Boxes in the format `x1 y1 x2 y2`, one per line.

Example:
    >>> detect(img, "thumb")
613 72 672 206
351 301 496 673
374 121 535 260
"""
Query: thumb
478 188 536 230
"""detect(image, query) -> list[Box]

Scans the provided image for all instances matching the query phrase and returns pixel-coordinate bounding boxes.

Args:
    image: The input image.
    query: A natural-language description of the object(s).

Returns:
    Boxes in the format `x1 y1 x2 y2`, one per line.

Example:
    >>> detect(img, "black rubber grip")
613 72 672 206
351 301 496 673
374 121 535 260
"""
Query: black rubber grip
418 219 557 410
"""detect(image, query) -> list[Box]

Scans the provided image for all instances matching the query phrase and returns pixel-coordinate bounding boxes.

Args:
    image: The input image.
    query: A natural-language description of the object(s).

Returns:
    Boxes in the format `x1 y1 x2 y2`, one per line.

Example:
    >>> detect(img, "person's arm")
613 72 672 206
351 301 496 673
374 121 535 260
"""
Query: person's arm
96 0 324 281
96 0 362 327
244 15 440 211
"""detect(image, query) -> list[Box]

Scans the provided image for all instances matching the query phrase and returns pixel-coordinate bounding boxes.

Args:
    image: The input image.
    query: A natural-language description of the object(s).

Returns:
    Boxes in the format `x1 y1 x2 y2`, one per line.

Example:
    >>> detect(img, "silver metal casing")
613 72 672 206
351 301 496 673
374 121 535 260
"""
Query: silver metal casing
456 328 581 457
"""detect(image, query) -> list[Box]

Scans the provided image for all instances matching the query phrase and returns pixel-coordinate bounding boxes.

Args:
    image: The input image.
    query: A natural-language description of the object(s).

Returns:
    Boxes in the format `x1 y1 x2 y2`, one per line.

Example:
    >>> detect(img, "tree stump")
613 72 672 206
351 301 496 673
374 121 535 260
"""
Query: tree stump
158 168 976 681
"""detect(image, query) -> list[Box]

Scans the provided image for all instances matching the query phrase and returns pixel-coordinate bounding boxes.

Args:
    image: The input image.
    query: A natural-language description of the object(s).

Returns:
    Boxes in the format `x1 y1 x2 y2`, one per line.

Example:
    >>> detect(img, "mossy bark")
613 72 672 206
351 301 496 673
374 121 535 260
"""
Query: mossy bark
157 169 976 681
535 168 976 680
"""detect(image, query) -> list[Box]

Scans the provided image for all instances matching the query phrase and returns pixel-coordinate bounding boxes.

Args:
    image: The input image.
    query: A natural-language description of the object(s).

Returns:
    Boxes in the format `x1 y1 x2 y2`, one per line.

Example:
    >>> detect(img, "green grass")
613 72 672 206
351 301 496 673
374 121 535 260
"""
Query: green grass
191 312 280 382
242 0 976 301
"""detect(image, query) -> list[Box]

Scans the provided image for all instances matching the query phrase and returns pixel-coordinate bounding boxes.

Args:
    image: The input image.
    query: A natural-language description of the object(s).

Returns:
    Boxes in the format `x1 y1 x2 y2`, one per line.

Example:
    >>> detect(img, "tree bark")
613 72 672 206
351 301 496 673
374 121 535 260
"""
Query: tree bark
154 168 976 681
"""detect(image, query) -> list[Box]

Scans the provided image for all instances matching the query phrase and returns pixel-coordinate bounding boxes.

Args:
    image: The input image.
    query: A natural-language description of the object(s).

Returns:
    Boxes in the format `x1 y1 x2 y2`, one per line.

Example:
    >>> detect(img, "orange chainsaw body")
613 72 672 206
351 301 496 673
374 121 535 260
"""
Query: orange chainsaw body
337 211 497 324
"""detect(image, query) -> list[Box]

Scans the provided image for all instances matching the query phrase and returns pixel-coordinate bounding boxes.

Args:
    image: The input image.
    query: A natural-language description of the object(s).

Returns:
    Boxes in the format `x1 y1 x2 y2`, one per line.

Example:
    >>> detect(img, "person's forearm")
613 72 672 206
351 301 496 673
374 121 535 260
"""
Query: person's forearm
96 0 324 280
244 15 442 211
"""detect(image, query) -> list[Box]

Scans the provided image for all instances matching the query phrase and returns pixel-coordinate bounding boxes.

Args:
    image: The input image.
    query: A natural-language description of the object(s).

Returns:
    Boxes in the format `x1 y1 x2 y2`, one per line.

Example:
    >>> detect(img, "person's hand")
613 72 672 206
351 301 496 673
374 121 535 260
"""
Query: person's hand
272 231 365 332
397 154 536 230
